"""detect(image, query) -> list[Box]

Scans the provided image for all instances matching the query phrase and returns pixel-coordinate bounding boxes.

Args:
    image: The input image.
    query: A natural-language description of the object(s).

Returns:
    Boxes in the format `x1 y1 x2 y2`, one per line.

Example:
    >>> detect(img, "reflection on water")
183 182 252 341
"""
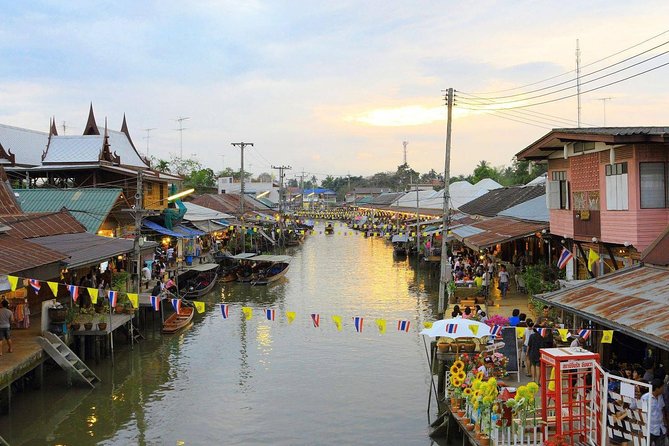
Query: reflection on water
0 224 443 445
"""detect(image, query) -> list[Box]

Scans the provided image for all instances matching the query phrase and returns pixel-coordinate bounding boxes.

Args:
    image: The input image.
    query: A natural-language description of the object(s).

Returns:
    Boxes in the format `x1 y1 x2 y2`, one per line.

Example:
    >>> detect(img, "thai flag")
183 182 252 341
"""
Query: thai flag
68 285 79 302
578 329 591 340
266 309 276 321
29 279 41 292
108 290 118 307
221 304 229 319
353 316 364 333
490 325 503 337
557 248 574 270
397 320 411 332
172 299 181 313
445 323 458 334
150 295 161 311
311 313 320 328
539 328 550 336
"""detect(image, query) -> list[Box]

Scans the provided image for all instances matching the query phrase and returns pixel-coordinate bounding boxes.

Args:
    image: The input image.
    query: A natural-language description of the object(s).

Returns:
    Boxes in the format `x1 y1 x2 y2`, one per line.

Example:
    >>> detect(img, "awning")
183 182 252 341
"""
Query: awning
536 265 669 351
143 220 183 238
452 216 547 250
174 225 205 237
191 220 229 233
230 253 258 260
248 255 292 263
183 262 219 272
182 202 234 222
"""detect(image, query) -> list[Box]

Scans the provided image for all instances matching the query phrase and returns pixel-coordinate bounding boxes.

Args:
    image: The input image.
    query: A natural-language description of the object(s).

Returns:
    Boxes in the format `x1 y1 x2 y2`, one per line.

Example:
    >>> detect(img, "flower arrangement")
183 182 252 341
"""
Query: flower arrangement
485 314 509 327
449 359 467 400
490 352 509 377
504 382 540 435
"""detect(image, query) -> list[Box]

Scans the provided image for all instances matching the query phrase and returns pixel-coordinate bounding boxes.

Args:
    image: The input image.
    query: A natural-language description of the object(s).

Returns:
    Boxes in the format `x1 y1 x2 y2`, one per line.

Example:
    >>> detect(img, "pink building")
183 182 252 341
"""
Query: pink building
517 127 669 278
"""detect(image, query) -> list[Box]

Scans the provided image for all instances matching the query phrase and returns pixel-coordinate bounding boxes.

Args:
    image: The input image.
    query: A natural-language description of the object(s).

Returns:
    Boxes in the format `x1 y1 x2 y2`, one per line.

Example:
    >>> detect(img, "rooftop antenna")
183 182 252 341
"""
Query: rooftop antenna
143 128 157 156
596 97 613 126
402 140 409 165
175 116 190 158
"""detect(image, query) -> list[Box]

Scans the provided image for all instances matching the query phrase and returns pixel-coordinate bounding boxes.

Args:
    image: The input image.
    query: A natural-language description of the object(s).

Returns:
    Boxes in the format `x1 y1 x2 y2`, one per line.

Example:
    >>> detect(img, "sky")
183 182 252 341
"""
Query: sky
2 0 669 181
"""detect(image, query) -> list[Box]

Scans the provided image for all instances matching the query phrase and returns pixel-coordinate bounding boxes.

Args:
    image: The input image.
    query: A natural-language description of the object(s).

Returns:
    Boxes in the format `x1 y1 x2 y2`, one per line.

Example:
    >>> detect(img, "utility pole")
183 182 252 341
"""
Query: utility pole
596 97 613 126
143 128 157 156
402 140 409 165
175 116 190 158
61 121 69 135
297 170 306 210
272 165 292 214
438 88 454 316
576 39 582 128
232 142 253 252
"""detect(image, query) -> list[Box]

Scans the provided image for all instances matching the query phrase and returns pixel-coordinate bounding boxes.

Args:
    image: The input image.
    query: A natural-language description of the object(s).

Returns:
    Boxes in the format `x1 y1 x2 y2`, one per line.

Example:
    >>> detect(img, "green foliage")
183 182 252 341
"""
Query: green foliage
522 264 562 314
112 271 130 293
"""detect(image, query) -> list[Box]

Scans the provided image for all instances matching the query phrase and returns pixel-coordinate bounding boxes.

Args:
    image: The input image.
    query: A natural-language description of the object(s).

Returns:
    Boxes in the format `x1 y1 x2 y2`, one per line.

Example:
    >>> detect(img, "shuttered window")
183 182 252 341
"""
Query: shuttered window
640 162 666 209
605 162 628 210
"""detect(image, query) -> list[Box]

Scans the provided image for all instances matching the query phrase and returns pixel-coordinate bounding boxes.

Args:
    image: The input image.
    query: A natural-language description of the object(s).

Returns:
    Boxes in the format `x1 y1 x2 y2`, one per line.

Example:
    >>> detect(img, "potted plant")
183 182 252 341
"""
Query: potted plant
81 307 95 330
97 313 108 331
65 307 79 331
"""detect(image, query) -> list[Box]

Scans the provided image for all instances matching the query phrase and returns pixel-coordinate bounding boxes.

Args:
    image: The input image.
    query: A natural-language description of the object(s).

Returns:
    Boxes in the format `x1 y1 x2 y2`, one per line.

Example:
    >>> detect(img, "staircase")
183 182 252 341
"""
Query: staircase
37 332 100 388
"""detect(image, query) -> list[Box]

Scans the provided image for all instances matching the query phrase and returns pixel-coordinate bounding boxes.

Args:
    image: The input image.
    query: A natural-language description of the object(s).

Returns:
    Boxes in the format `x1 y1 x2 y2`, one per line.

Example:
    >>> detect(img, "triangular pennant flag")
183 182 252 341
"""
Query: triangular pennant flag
516 327 526 339
310 313 320 328
588 248 600 272
601 330 614 344
374 319 386 334
422 321 433 329
193 301 205 314
7 275 18 291
87 287 98 304
286 311 296 324
332 315 342 331
220 304 229 319
558 328 569 342
353 316 364 333
47 281 60 297
468 324 479 336
241 307 253 320
67 284 79 302
127 293 139 309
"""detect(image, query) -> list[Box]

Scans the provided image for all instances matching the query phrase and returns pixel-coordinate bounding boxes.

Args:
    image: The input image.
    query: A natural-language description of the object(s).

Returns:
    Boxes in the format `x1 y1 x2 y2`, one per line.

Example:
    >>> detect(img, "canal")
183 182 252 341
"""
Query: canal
0 224 446 445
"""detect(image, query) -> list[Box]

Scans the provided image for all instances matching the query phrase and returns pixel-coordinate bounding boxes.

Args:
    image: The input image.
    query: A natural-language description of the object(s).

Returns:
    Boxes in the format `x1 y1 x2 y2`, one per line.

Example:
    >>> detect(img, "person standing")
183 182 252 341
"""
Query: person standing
641 379 667 445
0 300 14 354
498 265 510 298
527 327 543 383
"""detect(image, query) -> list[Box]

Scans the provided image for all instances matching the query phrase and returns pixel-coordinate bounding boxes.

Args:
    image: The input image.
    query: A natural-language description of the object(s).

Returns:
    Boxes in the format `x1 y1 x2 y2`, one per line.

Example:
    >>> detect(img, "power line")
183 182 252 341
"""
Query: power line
454 60 669 111
466 28 669 94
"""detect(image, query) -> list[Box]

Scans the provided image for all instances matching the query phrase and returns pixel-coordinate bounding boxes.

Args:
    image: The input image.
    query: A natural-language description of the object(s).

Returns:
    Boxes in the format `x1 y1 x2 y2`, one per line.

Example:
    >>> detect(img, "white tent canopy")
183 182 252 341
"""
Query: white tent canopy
183 202 234 222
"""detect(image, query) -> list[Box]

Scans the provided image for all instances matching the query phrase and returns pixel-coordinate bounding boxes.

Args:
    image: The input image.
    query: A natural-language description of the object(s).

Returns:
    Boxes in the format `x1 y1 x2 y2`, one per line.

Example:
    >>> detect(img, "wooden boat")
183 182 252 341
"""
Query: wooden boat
234 254 292 285
217 253 257 283
392 234 409 256
177 263 219 299
324 222 335 234
162 306 194 334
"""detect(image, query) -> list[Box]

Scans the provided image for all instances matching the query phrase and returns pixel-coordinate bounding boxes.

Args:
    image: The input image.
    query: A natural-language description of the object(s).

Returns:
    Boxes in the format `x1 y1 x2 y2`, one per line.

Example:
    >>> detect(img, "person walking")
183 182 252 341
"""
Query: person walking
641 379 667 445
0 300 14 355
498 265 510 298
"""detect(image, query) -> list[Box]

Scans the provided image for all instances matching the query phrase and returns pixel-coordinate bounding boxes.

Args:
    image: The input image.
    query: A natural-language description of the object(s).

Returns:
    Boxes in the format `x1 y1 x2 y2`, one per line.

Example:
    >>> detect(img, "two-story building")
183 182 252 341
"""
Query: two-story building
516 127 669 279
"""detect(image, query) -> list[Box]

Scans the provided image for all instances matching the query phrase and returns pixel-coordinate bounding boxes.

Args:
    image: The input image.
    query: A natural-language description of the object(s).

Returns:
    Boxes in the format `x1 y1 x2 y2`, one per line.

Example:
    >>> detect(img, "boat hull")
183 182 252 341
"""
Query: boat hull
162 307 194 334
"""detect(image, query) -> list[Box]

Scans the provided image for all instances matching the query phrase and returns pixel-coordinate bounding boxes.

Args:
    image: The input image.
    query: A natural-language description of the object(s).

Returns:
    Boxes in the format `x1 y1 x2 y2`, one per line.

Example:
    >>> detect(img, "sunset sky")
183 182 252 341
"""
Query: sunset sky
2 1 669 181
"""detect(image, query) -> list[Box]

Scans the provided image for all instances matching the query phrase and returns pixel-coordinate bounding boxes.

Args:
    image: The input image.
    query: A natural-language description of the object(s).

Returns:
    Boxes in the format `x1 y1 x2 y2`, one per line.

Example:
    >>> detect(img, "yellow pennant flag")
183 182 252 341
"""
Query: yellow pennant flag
558 328 569 342
423 321 433 329
7 275 18 291
332 315 343 331
127 293 139 309
47 281 60 297
375 319 387 334
516 327 526 339
286 311 296 324
588 248 600 272
193 301 205 313
87 287 98 304
468 324 479 336
601 330 613 344
241 307 253 320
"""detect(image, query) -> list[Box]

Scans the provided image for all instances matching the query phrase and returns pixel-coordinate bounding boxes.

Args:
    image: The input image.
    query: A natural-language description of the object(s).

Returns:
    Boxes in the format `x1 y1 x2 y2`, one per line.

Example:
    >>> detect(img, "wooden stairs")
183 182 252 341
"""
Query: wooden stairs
37 332 100 388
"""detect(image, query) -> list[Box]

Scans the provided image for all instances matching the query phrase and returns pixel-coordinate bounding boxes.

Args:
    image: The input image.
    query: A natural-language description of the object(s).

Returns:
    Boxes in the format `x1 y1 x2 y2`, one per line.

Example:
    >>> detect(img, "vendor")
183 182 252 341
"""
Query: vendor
477 356 494 379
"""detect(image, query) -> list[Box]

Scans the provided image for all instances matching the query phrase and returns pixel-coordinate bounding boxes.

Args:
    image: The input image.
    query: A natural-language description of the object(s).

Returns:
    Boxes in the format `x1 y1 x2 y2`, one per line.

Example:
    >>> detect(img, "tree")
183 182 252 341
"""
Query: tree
395 163 420 191
184 168 217 193
216 167 252 181
149 157 171 173
470 160 502 185
256 172 272 183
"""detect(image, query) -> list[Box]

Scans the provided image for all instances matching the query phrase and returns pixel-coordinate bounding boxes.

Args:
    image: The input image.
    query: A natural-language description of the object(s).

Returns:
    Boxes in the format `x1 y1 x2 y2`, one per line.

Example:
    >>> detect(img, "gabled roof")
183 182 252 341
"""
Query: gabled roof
641 224 669 266
458 185 545 217
370 192 404 205
474 178 503 190
0 123 49 167
498 195 549 222
190 193 273 216
14 188 123 233
516 127 669 160
182 202 234 222
0 233 68 275
0 165 22 216
0 210 86 238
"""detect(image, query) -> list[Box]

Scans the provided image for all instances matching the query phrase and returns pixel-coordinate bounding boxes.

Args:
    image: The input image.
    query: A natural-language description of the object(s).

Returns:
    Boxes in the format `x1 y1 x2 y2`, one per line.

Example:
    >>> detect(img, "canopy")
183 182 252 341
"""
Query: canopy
248 255 292 263
174 225 205 237
191 220 229 233
185 263 219 272
420 318 492 339
230 253 258 260
143 220 184 238
182 202 233 222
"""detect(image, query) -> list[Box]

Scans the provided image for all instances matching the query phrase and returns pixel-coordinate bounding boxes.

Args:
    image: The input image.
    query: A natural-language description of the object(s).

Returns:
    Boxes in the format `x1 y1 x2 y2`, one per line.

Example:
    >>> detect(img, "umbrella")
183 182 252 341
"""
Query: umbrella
420 318 492 339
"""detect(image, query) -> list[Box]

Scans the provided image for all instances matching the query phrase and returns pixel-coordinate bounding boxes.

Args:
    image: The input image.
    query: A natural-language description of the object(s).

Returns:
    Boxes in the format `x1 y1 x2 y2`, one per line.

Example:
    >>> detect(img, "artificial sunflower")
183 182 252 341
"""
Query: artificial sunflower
463 388 473 396
457 371 466 381
450 365 459 375
475 371 484 380
453 360 465 370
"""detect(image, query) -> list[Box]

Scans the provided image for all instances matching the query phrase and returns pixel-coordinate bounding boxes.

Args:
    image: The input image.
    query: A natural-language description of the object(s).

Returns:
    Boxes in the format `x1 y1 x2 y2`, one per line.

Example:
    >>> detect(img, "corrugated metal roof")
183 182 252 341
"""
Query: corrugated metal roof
371 192 404 205
0 165 22 216
538 265 669 350
0 233 68 275
462 216 547 250
551 127 669 136
14 188 122 233
0 123 48 166
452 225 485 239
459 185 545 217
98 128 149 167
0 210 86 238
29 232 155 269
42 130 149 167
498 195 549 222
182 202 233 222
190 193 272 216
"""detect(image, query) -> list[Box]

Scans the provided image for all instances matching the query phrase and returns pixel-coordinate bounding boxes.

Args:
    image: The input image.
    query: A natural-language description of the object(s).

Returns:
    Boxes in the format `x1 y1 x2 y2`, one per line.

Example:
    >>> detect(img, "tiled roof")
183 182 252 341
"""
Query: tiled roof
459 216 548 250
0 233 68 275
537 265 669 350
550 127 669 136
459 185 545 217
0 123 48 166
190 193 272 216
0 210 86 238
0 165 22 216
14 188 122 232
370 192 404 205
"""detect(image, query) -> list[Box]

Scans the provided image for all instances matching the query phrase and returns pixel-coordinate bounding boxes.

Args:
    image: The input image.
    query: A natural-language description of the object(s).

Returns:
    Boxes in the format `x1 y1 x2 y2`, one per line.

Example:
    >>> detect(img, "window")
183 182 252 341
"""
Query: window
547 171 569 210
146 182 153 194
640 162 666 209
573 142 596 153
605 162 628 210
159 184 164 202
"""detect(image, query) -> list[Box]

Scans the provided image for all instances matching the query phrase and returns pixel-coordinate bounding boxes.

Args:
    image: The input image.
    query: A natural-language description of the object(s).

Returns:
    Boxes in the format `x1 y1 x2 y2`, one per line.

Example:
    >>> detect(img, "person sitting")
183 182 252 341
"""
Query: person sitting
477 356 494 379
151 280 163 297
479 311 488 323
462 306 473 319
509 309 521 326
